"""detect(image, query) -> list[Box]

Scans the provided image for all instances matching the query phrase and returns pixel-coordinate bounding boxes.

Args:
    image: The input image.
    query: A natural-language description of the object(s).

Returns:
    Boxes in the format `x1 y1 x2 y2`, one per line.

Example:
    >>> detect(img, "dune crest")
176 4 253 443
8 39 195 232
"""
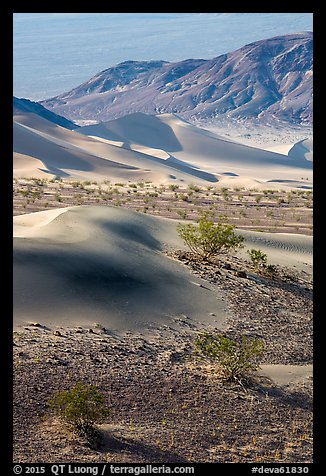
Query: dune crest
14 111 312 188
13 208 68 237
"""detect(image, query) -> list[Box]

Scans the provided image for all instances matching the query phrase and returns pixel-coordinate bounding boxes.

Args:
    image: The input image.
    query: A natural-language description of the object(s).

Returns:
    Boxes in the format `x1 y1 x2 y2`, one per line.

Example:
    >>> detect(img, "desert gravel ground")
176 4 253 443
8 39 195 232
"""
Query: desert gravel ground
13 253 312 463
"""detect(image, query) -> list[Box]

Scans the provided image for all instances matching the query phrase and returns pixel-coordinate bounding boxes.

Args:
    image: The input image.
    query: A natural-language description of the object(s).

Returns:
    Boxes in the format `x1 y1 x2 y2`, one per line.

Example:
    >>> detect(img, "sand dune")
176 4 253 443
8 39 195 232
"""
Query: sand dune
258 364 313 387
13 152 47 178
238 229 312 272
13 112 218 183
261 143 296 155
14 111 312 188
262 138 313 163
78 113 313 187
288 139 313 162
13 207 69 237
13 206 226 330
13 205 312 331
13 119 140 180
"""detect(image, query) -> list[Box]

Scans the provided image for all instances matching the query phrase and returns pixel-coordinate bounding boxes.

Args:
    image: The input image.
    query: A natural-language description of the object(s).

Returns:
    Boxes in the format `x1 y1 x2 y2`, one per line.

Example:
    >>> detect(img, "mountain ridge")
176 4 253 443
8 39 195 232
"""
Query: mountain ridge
40 32 313 126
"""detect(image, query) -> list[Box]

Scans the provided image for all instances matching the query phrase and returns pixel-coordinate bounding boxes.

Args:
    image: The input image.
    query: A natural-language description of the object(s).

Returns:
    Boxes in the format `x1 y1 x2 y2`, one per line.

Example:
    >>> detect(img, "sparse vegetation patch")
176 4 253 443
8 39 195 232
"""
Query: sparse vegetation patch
49 382 110 439
177 212 244 259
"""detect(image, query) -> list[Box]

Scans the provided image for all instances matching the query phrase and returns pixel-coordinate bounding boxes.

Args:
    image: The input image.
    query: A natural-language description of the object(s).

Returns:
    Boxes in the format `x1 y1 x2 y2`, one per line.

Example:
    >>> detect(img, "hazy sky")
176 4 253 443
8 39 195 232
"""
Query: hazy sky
13 13 313 101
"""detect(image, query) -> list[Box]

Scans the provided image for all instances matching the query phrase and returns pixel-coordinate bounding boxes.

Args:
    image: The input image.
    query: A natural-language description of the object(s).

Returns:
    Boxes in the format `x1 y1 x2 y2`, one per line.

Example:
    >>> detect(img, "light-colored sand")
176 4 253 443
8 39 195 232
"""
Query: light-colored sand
13 205 227 330
258 364 312 387
13 205 312 332
202 118 313 146
13 152 47 178
13 207 68 237
14 111 312 188
13 113 217 184
288 139 313 162
80 113 313 188
238 229 312 273
261 143 295 155
157 116 312 184
258 139 313 164
13 119 144 182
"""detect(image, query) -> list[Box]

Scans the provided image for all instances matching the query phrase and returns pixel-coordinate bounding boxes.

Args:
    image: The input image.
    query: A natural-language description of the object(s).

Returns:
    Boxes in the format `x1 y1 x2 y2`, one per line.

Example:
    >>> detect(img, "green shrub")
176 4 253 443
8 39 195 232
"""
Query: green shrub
193 332 265 382
265 263 277 274
188 183 201 192
247 249 268 268
179 193 189 201
177 212 244 259
247 249 277 275
49 382 110 437
168 184 179 191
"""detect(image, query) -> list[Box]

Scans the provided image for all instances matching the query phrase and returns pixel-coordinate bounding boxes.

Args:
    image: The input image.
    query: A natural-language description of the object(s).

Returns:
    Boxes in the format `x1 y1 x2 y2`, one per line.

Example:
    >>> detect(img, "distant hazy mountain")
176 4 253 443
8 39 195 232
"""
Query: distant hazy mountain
41 32 313 126
13 96 78 130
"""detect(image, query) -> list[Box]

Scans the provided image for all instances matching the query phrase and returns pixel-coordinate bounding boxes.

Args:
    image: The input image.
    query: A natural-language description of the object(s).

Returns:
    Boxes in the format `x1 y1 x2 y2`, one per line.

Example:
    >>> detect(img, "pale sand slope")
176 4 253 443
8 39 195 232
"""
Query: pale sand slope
258 364 313 388
288 139 313 162
13 206 226 331
238 229 313 273
78 113 312 188
13 206 312 332
260 138 313 163
13 113 217 184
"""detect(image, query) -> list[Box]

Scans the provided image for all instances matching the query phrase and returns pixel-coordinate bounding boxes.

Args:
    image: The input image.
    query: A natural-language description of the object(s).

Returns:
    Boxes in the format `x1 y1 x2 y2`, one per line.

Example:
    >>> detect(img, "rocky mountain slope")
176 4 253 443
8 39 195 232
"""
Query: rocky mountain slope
40 32 313 126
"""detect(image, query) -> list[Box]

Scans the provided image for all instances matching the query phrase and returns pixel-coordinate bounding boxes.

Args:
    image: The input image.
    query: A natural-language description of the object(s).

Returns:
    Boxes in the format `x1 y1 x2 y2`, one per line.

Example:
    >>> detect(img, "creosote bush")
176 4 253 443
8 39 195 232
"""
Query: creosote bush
247 249 277 274
264 263 277 274
247 249 267 268
193 332 265 383
177 212 244 259
49 382 110 438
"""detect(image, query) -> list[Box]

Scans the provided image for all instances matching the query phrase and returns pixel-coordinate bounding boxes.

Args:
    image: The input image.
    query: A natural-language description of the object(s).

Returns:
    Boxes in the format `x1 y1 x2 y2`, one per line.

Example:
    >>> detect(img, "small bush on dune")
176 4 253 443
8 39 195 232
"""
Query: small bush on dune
265 263 277 274
49 382 110 438
177 212 244 260
193 332 265 383
247 249 277 274
247 249 267 268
